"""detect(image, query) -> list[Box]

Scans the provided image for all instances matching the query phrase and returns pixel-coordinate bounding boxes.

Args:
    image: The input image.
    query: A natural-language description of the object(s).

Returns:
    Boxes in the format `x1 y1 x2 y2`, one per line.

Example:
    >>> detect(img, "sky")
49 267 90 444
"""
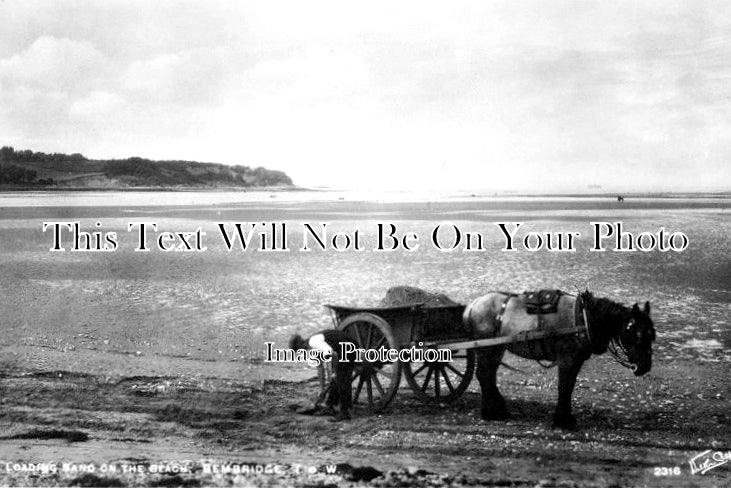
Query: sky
0 1 730 192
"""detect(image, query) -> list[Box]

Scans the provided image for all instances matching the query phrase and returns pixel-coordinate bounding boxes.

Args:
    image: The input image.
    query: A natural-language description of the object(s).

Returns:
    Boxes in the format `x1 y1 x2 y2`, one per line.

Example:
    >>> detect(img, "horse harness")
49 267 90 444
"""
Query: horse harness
495 290 590 365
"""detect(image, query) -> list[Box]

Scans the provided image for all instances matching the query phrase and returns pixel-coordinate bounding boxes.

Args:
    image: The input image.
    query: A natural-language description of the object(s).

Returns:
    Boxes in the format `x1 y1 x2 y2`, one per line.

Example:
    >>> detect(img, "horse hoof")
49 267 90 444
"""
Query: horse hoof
552 416 577 430
329 411 352 422
481 409 511 421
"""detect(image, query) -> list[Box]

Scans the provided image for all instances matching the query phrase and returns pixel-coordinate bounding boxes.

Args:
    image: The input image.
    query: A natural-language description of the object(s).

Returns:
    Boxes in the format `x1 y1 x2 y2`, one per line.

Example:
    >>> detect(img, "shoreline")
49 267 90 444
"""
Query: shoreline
0 185 309 193
1 185 729 199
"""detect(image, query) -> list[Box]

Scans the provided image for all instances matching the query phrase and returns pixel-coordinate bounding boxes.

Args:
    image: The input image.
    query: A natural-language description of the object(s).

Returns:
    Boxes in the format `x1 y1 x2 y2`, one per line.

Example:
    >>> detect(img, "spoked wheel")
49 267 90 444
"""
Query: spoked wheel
338 313 401 411
403 348 474 403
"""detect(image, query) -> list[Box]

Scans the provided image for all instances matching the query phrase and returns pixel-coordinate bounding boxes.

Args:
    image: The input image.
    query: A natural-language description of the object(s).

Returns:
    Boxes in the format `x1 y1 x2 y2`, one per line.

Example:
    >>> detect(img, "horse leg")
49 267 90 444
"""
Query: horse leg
552 355 585 430
475 346 509 420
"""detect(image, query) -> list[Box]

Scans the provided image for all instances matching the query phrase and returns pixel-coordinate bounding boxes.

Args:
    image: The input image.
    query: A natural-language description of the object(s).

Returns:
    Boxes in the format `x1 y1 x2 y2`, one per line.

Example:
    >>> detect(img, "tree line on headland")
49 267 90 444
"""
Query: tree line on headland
0 146 293 188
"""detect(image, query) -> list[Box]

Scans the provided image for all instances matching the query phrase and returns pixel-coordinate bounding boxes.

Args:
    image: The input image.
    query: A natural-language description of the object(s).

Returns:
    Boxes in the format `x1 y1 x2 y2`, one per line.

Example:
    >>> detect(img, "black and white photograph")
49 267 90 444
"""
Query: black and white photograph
0 1 729 486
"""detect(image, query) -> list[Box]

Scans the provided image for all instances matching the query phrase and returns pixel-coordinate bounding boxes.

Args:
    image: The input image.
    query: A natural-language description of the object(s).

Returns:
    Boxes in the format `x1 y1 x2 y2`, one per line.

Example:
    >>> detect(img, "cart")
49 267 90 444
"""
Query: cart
322 298 586 411
323 302 475 410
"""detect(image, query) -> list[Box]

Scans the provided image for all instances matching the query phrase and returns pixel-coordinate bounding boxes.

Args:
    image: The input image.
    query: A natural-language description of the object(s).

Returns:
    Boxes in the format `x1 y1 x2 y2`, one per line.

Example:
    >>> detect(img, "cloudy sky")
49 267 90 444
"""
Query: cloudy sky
1 1 729 192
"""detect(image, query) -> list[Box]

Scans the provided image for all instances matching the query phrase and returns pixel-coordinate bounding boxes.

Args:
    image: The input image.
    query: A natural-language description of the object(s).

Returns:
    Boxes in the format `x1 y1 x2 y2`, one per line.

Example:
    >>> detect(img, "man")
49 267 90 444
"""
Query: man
289 329 355 421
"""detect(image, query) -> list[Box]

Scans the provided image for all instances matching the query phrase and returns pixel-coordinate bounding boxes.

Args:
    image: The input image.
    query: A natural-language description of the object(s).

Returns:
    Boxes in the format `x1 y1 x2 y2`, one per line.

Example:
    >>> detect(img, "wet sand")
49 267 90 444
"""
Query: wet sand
0 192 729 486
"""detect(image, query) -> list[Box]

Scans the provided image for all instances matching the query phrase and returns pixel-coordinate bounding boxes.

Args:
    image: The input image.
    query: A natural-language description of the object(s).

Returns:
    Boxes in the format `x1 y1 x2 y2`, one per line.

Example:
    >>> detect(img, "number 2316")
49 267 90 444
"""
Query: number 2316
654 467 681 476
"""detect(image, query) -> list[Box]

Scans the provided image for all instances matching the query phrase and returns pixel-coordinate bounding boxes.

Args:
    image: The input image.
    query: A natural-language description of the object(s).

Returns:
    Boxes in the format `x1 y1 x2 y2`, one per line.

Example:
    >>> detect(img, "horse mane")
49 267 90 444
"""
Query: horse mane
580 290 631 354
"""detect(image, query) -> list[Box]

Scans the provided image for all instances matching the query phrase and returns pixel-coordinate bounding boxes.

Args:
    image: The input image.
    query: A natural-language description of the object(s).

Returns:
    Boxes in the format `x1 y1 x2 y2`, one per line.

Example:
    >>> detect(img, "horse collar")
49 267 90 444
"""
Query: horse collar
580 295 593 348
496 294 514 332
579 293 604 354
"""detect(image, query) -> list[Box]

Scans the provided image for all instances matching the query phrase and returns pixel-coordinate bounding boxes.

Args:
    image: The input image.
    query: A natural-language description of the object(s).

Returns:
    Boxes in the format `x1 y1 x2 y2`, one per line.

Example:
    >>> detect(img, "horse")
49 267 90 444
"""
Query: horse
462 290 655 429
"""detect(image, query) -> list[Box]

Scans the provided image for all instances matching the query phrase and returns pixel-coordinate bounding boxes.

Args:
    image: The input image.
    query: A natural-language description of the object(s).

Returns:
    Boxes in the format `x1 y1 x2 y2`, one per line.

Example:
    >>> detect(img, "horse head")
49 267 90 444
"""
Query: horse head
617 302 655 376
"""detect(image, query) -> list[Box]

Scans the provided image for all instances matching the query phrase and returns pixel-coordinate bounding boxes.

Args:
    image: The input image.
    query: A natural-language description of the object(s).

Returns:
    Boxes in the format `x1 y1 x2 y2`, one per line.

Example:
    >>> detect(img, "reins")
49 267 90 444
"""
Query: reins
608 336 637 372
582 293 638 372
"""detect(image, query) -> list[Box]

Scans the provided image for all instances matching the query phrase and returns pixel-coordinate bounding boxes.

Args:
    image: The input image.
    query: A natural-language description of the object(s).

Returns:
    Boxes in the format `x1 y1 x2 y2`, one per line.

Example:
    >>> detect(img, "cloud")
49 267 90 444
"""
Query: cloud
0 2 730 190
0 35 110 144
0 36 106 91
68 91 125 120
121 48 242 107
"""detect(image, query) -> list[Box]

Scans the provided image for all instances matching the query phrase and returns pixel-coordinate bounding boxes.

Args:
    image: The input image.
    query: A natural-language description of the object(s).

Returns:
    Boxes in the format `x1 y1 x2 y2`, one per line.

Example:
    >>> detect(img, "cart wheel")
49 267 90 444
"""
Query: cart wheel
338 313 401 411
403 348 474 403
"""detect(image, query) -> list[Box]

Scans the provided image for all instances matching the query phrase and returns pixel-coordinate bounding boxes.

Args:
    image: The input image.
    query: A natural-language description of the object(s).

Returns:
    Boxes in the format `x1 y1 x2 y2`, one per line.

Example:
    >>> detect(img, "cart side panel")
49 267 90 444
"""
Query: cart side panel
390 318 416 347
325 303 470 347
419 305 468 342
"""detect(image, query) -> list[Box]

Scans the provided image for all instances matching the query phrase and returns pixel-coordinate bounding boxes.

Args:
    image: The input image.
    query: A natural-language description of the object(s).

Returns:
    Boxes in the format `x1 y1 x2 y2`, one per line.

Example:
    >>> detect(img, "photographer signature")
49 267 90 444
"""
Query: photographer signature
689 450 731 475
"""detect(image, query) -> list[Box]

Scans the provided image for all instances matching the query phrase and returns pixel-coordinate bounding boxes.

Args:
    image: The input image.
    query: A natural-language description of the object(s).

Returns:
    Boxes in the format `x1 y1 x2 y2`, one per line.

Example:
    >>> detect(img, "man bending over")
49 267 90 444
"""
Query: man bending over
289 329 355 421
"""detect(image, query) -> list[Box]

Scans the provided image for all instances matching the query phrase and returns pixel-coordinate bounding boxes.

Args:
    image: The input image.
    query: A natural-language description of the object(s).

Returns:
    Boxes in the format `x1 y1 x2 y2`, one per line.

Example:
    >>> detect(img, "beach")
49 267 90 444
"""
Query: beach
0 191 729 486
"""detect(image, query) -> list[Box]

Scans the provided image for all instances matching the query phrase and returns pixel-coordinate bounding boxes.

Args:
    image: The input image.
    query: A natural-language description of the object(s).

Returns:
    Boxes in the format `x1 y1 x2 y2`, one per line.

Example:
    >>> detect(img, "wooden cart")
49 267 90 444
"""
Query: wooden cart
323 303 475 410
